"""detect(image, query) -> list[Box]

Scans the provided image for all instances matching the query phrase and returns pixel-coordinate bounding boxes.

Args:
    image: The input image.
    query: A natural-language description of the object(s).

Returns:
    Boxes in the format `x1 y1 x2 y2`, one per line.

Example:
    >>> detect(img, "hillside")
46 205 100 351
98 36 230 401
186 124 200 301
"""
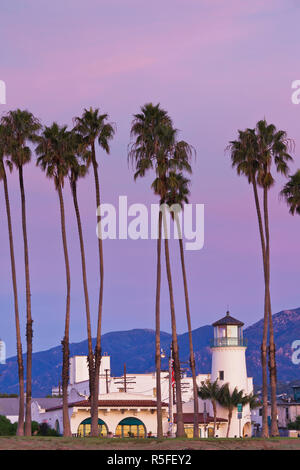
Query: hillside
0 308 299 396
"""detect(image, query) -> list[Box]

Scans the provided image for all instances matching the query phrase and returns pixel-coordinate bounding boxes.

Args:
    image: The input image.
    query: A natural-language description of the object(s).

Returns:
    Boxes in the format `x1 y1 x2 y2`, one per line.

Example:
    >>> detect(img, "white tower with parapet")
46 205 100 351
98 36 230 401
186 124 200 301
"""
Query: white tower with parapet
210 311 253 437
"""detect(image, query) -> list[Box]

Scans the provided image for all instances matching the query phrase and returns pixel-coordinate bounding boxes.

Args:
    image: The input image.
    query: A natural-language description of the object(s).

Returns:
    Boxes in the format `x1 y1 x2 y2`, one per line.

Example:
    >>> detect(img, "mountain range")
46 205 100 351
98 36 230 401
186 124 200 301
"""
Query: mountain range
0 307 300 396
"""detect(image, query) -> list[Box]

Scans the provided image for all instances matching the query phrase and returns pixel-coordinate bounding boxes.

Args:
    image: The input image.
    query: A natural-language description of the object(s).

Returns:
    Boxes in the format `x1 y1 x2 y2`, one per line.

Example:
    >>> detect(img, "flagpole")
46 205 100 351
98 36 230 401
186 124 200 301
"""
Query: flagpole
168 344 175 437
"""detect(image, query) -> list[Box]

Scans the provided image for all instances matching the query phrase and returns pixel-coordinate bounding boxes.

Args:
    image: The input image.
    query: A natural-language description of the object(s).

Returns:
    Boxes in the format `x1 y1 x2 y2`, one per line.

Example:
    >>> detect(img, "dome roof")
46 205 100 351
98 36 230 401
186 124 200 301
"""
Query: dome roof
212 311 244 327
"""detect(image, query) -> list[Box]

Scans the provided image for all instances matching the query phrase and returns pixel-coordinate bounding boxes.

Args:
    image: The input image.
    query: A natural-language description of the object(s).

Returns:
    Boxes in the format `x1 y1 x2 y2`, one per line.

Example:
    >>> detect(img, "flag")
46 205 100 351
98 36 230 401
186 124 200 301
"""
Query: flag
171 361 175 388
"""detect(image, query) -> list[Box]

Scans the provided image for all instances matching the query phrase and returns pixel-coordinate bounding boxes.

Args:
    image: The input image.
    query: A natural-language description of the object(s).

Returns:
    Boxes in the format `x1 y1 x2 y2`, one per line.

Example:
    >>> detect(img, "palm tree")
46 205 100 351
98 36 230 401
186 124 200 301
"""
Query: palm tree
165 172 199 437
74 108 115 436
198 379 221 437
218 383 249 438
1 109 41 435
280 170 300 215
0 125 25 436
129 103 172 438
129 104 192 437
227 128 269 437
254 120 293 436
247 392 261 411
36 123 74 437
68 132 94 419
227 121 293 437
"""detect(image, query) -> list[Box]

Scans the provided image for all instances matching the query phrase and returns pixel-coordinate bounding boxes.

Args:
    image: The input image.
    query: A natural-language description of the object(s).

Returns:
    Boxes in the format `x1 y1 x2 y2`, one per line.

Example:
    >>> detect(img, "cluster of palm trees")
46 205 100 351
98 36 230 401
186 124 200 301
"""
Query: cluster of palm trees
129 103 197 438
198 379 259 437
0 105 298 439
0 108 115 437
227 120 296 437
0 104 198 438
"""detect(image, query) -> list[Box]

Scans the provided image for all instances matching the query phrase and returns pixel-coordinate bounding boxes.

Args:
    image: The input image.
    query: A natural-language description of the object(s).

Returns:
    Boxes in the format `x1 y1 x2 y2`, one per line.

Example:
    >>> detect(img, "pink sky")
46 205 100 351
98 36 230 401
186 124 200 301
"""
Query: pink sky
1 0 300 356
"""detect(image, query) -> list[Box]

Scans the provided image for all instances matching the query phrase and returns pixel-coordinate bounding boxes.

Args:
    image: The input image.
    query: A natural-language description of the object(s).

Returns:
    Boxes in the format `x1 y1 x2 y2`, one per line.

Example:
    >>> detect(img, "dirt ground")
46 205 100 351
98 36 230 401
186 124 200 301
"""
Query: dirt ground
1 436 300 450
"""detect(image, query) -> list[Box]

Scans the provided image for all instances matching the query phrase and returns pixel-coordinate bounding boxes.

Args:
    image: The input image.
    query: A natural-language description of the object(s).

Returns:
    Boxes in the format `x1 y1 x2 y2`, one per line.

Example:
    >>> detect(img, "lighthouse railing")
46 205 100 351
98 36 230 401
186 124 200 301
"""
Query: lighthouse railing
210 337 247 347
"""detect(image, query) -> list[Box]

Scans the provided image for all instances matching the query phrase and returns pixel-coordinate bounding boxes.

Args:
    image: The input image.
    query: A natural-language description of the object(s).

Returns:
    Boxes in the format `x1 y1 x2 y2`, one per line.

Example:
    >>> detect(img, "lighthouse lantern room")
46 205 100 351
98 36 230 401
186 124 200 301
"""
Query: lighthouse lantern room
212 311 245 347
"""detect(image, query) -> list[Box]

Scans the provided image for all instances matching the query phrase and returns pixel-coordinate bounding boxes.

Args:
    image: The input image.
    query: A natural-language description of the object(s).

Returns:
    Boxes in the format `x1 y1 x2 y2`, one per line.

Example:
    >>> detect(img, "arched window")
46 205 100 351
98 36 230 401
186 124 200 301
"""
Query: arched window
77 418 108 437
115 417 146 438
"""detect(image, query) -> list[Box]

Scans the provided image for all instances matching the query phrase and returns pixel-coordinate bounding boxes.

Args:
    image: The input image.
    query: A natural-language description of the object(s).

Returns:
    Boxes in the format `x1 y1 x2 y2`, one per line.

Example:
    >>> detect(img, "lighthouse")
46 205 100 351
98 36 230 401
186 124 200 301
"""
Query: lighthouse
210 311 253 437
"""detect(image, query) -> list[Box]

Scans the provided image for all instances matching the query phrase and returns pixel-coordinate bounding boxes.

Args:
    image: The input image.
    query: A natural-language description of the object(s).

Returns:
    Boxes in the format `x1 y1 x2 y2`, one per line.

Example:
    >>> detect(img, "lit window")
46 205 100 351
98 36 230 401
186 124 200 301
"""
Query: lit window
115 417 146 438
77 418 108 437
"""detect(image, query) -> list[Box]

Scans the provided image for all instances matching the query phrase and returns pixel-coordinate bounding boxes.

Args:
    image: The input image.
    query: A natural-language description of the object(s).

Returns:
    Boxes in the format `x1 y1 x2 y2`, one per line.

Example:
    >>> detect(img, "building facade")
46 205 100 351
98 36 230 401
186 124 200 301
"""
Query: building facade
36 311 253 438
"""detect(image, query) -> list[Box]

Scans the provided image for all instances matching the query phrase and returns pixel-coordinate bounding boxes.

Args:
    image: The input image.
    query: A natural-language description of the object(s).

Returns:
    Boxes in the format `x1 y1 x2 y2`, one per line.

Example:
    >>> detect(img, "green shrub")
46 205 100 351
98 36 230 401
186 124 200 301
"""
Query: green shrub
288 416 300 430
31 421 40 434
0 416 60 436
0 415 15 435
38 422 59 436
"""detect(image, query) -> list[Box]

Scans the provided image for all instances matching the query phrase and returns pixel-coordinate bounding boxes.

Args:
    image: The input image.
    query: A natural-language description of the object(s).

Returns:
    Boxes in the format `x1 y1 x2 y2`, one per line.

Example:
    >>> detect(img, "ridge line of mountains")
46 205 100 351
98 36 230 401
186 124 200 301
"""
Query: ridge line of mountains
0 307 300 396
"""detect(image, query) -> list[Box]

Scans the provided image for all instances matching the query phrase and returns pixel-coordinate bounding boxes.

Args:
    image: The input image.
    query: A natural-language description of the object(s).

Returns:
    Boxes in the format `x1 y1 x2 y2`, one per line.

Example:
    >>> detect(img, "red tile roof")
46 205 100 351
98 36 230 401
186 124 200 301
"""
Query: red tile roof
46 399 168 412
174 413 227 424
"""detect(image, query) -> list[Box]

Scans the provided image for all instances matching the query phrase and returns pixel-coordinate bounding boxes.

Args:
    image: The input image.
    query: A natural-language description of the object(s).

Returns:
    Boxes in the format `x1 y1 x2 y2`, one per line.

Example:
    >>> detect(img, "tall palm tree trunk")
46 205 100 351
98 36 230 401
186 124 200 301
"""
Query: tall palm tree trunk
226 409 232 438
91 142 104 436
212 400 217 437
3 170 25 436
18 165 33 436
57 184 72 437
155 210 163 438
71 181 94 414
176 217 199 438
252 179 269 438
267 292 278 435
263 188 279 436
163 212 184 437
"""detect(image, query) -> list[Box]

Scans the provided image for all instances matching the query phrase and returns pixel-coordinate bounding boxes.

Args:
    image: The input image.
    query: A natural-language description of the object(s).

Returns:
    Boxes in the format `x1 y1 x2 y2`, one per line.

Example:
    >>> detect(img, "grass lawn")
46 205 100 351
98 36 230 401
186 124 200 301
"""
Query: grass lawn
1 436 300 450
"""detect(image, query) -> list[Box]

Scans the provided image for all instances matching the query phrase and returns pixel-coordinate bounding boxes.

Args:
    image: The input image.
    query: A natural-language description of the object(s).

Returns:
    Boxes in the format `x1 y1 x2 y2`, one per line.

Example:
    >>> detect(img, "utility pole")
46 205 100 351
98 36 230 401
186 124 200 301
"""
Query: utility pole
105 369 109 394
99 367 111 394
114 362 136 392
168 345 175 437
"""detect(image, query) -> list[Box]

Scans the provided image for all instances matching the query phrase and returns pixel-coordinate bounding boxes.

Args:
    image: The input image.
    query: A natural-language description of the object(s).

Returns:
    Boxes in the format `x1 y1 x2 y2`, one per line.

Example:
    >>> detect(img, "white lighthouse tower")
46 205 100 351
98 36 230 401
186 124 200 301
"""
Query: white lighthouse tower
210 311 253 437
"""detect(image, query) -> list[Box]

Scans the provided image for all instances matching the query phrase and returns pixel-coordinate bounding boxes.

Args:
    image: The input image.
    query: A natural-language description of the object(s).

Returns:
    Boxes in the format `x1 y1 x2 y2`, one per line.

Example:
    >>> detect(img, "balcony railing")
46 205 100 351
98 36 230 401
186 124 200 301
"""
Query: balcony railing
210 337 247 347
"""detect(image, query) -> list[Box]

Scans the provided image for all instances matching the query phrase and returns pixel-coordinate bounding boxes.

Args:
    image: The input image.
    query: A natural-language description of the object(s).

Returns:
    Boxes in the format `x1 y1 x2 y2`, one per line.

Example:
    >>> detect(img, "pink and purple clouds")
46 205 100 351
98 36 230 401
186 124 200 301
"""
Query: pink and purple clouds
0 0 300 356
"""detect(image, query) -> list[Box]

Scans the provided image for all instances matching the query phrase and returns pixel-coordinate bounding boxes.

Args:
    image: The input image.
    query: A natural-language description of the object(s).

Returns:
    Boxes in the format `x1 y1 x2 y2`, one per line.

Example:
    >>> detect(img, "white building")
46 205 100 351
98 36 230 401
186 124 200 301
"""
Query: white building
0 398 19 424
52 354 208 403
0 397 61 425
38 311 253 438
